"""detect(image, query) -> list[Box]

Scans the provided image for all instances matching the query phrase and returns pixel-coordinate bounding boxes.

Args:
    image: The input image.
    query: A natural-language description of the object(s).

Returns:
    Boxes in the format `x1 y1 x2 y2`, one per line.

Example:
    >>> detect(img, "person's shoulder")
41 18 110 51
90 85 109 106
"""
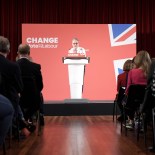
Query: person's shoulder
129 68 143 74
6 60 21 72
31 61 41 69
8 59 19 67
118 71 126 76
118 72 127 79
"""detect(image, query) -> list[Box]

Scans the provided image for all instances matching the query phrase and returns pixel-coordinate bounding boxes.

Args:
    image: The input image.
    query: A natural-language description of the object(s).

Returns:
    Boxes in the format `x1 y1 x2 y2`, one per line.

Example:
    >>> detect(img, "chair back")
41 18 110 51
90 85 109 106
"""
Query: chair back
126 84 146 110
117 87 126 103
20 76 40 109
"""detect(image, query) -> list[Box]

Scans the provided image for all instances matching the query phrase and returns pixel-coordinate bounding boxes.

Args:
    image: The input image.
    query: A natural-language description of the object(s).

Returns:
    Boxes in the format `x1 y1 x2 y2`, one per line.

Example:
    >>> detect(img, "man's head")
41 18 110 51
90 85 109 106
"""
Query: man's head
18 44 30 55
72 38 79 48
0 36 10 54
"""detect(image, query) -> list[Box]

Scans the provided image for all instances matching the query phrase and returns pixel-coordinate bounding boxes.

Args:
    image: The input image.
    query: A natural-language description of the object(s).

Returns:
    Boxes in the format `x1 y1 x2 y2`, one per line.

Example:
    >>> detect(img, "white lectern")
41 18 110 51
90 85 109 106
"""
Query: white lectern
63 57 90 99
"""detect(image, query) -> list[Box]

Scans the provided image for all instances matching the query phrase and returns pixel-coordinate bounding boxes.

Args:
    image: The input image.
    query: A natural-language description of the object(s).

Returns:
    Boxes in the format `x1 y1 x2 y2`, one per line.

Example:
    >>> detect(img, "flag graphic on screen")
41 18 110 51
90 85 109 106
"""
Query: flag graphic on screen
108 24 136 84
118 68 124 75
113 58 132 84
108 24 136 47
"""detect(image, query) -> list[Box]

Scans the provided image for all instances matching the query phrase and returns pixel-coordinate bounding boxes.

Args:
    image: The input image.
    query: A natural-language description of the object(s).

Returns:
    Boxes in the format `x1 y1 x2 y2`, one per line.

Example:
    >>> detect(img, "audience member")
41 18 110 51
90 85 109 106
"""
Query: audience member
140 58 155 114
16 44 44 125
140 58 155 151
0 36 34 137
117 59 132 92
0 36 23 111
116 59 132 122
124 50 151 128
0 94 14 145
126 51 151 94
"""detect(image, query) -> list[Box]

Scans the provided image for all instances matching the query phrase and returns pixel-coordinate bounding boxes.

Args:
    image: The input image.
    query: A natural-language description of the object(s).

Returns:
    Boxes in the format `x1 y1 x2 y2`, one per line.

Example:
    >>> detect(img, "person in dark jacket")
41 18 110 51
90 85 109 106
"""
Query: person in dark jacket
16 44 44 124
0 36 33 137
0 36 23 112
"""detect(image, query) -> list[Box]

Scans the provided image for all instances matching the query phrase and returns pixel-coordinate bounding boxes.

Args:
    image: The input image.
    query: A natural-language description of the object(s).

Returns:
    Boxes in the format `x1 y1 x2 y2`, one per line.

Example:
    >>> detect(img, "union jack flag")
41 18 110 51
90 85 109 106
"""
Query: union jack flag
109 24 136 84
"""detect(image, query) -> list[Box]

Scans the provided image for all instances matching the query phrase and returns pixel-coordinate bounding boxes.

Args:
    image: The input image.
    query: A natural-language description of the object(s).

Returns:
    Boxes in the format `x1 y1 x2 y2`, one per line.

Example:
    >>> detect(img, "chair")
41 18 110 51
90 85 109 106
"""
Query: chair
149 107 155 151
20 76 42 135
121 84 146 138
143 107 155 151
141 107 155 151
0 73 16 152
2 141 6 155
113 87 126 122
20 76 40 120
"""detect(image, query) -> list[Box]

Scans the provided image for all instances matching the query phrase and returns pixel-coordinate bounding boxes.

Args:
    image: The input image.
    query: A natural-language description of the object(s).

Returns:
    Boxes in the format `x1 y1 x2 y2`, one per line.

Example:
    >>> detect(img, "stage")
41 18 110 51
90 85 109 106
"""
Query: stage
44 100 115 116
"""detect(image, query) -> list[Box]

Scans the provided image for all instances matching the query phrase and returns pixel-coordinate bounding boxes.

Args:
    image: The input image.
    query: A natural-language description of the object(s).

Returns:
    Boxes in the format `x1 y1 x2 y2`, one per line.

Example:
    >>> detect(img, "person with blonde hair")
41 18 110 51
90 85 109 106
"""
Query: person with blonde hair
126 50 151 94
125 50 151 128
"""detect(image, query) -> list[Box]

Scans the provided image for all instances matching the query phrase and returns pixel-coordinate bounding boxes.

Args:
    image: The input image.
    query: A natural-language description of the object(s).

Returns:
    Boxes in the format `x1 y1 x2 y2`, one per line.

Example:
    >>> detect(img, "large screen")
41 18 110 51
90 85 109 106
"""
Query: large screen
22 24 136 102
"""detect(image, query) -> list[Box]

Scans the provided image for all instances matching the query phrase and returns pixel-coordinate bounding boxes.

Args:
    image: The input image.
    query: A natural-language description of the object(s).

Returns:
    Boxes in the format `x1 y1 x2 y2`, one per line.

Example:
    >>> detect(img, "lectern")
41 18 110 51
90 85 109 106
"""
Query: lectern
63 57 90 99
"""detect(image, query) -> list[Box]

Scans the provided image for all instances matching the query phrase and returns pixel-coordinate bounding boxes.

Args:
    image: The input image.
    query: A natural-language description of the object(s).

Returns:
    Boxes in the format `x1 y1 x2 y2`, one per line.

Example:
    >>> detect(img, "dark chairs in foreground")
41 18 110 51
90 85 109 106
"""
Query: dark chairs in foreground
121 84 146 141
20 76 43 135
149 107 155 152
113 87 126 122
0 94 14 155
142 105 155 151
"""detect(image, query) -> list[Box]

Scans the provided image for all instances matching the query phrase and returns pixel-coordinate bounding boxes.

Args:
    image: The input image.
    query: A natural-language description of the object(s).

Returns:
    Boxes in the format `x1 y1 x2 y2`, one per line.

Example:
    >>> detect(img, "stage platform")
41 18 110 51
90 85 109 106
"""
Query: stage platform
44 100 116 116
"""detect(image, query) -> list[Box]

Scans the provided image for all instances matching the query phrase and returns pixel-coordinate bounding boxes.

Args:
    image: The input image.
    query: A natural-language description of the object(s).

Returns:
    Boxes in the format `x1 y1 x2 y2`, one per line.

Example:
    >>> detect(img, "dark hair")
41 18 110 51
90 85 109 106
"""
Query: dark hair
0 36 10 53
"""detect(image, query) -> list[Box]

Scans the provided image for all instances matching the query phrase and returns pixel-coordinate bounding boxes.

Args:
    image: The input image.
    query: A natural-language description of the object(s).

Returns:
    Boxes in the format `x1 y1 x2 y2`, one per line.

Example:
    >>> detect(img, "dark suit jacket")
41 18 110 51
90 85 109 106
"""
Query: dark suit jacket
0 54 23 110
17 58 43 110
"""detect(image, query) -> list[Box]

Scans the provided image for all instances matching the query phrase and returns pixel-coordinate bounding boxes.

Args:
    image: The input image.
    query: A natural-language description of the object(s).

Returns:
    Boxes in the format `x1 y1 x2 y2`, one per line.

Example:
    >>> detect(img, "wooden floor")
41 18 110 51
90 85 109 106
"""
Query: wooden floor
0 116 155 155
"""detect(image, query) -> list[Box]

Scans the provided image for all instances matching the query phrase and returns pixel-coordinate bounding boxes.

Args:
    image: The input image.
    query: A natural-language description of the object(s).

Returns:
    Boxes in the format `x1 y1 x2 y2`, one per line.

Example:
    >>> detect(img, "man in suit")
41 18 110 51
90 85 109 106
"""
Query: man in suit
68 38 86 57
0 36 30 137
16 44 44 125
0 36 23 112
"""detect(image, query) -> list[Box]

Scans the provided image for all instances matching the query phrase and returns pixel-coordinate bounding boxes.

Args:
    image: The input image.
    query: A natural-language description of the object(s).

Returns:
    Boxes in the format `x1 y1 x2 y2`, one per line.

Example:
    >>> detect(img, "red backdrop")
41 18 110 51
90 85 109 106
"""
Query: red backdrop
22 24 136 102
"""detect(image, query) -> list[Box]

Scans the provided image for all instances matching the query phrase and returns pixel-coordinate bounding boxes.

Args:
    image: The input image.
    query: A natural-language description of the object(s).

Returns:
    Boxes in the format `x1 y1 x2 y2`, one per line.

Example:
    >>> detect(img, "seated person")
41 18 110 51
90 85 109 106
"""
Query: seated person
16 44 43 123
116 59 132 122
124 50 151 128
0 94 14 145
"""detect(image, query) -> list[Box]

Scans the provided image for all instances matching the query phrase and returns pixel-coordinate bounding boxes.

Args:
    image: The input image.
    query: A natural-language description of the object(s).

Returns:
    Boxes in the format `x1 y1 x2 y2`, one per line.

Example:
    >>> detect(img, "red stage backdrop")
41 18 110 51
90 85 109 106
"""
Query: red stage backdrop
22 24 136 102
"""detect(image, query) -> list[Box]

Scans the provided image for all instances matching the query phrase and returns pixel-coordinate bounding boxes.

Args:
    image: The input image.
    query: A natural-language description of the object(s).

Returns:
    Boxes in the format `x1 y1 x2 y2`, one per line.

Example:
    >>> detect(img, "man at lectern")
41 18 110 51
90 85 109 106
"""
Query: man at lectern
68 38 86 57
